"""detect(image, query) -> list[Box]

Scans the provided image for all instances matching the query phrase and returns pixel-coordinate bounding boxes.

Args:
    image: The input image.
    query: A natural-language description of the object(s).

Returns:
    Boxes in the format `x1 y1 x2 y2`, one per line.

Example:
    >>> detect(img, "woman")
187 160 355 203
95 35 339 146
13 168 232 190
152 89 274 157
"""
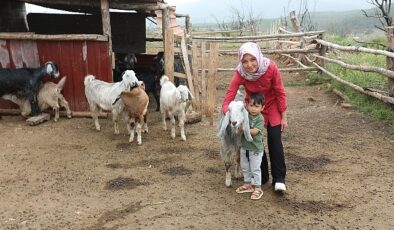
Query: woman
221 42 288 193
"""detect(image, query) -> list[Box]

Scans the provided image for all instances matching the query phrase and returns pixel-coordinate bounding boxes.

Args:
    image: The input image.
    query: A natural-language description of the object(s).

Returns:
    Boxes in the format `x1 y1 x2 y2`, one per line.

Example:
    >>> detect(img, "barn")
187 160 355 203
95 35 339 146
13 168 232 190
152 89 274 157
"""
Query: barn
0 0 188 114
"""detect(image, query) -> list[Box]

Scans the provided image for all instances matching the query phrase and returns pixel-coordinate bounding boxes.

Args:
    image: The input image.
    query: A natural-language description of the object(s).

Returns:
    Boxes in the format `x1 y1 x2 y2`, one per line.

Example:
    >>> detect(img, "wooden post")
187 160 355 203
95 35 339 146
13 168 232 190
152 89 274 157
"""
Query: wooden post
317 33 327 71
185 15 191 37
164 28 174 82
192 40 201 110
386 26 394 96
200 41 207 115
180 35 196 106
100 0 112 57
207 42 219 126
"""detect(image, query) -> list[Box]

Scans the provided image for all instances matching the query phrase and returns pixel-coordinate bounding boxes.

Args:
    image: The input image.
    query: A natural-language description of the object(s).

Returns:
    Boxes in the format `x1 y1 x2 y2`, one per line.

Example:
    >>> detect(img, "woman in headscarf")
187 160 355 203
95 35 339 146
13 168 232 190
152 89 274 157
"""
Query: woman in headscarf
221 42 288 193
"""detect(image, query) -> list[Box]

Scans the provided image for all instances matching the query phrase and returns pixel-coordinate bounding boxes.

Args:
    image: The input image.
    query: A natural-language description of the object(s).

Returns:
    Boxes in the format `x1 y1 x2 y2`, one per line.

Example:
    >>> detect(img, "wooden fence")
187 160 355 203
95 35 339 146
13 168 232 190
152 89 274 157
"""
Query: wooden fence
191 26 394 105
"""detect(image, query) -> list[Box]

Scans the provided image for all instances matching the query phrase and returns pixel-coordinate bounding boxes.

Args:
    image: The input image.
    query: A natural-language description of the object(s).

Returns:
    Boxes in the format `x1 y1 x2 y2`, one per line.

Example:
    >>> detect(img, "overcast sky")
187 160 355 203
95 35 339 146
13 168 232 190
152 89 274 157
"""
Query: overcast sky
165 0 374 22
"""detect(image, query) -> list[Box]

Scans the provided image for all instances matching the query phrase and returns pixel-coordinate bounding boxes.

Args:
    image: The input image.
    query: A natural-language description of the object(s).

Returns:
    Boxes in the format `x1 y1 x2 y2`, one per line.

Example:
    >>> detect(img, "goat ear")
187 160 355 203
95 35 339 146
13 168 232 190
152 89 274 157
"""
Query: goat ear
242 108 253 142
217 112 230 139
56 76 67 91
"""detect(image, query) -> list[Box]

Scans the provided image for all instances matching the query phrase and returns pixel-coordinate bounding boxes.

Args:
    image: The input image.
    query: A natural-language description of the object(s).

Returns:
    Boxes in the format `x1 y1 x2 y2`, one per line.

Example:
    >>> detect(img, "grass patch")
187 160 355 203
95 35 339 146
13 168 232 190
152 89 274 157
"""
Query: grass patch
305 34 394 125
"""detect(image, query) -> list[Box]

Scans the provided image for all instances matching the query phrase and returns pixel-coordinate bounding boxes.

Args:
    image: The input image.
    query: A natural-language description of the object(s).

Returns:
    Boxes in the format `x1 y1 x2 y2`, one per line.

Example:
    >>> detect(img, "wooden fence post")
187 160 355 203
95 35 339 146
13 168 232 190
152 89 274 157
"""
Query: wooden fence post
207 42 219 126
100 0 112 57
386 26 394 96
317 32 327 72
164 28 174 82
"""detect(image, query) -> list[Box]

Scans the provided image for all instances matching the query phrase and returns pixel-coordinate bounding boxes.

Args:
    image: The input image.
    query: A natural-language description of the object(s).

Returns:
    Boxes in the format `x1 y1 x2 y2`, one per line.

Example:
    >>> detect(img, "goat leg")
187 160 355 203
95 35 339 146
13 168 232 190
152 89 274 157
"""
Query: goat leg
161 110 167 130
89 105 101 131
179 112 186 141
170 114 176 139
143 113 148 133
28 92 41 116
234 147 242 179
112 110 120 134
58 94 72 118
225 161 232 187
136 122 142 145
53 106 60 122
128 119 135 143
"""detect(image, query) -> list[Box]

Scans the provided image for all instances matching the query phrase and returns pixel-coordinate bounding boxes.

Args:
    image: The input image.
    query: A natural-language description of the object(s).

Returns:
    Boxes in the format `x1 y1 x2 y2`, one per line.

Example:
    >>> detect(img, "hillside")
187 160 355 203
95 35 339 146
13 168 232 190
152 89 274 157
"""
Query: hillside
194 8 391 36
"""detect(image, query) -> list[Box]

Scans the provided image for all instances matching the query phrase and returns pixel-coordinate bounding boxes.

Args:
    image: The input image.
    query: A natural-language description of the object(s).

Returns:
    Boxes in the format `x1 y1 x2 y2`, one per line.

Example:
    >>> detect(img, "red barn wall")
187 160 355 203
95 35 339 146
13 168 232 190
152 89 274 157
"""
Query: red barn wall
0 39 112 112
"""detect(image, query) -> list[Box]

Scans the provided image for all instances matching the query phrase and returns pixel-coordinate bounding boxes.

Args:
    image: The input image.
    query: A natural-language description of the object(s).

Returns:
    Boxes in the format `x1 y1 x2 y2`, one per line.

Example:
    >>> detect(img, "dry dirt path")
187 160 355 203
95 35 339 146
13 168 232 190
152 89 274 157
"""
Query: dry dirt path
0 74 393 229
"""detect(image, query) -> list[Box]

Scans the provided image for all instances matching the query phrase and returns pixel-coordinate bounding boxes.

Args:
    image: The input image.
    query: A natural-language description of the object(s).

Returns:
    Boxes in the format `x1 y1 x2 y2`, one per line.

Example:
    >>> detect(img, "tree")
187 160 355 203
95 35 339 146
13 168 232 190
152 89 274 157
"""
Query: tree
362 0 392 32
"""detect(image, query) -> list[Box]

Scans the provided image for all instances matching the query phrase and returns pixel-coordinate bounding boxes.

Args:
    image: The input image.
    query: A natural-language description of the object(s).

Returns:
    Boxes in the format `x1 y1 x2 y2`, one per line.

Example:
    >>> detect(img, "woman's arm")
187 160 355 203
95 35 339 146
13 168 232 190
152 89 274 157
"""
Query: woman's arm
222 72 243 113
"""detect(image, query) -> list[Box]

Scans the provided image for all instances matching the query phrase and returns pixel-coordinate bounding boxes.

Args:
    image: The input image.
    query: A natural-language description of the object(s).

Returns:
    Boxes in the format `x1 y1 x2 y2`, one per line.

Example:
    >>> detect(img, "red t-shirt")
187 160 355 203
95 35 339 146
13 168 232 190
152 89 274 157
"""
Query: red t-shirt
222 61 287 128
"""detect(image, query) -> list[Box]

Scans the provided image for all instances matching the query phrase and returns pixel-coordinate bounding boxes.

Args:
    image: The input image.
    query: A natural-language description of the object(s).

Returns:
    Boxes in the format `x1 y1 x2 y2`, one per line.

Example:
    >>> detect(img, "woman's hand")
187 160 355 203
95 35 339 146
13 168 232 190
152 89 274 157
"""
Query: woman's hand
281 112 288 132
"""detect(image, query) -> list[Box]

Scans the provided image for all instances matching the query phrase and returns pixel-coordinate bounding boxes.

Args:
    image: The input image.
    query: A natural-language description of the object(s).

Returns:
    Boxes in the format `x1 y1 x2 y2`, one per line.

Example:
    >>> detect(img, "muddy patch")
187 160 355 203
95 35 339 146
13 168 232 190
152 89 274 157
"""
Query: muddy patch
160 166 193 176
278 197 349 214
87 201 144 230
287 153 332 172
204 147 220 159
206 167 222 174
105 177 148 190
106 163 130 169
115 142 133 151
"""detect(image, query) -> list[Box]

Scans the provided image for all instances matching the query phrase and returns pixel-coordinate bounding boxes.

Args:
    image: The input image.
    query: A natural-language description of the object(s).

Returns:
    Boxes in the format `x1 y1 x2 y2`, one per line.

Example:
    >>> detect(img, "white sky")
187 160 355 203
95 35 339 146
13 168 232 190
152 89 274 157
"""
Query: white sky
26 0 375 23
165 0 374 22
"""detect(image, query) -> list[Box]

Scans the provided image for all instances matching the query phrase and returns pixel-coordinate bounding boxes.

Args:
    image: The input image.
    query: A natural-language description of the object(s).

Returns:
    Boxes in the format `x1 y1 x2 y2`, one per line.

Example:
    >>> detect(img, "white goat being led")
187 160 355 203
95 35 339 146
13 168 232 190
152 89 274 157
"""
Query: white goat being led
160 75 193 141
217 90 253 187
84 70 139 134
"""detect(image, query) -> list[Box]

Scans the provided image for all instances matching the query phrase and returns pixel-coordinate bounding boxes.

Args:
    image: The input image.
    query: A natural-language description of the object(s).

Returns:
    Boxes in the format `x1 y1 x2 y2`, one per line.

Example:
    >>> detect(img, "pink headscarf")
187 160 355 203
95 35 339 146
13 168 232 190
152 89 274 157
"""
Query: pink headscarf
236 42 270 81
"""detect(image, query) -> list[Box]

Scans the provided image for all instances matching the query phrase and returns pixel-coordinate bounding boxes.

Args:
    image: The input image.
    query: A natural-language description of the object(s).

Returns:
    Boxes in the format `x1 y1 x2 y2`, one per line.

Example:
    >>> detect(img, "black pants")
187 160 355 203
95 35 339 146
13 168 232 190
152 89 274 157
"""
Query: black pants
261 123 286 185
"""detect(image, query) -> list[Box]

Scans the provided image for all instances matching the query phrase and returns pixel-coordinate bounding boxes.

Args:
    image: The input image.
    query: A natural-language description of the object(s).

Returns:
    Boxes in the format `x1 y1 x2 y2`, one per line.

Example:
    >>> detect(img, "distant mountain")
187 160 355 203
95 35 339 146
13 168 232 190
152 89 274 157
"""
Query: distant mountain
193 8 392 36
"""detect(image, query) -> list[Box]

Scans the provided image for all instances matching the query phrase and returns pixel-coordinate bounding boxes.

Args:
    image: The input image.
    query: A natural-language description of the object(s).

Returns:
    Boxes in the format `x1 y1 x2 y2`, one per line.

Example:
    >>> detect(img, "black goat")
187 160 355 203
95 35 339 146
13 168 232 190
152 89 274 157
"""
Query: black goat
0 62 60 116
134 67 161 111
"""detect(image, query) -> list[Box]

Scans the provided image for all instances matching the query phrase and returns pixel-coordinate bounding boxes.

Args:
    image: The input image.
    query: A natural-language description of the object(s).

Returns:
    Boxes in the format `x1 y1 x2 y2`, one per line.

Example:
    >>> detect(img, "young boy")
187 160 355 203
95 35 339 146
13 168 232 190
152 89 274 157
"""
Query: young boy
235 92 265 200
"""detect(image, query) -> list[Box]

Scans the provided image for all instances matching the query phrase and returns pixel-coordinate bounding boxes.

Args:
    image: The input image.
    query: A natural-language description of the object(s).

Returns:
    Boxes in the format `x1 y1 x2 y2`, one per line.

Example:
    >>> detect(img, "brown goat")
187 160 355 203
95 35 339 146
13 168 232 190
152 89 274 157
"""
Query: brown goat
120 85 149 145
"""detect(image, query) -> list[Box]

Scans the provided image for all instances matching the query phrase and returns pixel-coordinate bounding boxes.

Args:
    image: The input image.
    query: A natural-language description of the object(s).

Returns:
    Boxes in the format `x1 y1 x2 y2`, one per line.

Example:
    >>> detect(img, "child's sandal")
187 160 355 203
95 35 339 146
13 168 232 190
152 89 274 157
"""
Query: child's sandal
251 189 263 200
236 184 254 194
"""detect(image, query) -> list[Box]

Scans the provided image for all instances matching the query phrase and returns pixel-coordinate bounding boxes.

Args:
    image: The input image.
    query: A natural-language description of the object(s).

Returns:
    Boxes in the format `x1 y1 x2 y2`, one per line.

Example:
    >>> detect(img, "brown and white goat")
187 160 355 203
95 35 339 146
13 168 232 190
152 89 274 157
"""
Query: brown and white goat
1 76 72 121
115 84 149 145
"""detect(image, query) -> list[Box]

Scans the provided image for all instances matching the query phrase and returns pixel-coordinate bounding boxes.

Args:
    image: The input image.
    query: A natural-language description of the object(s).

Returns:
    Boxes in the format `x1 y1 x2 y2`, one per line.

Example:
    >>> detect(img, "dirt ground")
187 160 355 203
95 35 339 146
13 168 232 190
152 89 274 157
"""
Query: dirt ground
1 56 394 230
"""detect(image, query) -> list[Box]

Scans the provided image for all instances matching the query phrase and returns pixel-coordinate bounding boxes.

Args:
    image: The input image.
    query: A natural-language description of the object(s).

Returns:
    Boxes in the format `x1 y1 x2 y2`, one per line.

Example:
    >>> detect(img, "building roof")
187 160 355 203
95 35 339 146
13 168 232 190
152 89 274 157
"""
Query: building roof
19 0 167 13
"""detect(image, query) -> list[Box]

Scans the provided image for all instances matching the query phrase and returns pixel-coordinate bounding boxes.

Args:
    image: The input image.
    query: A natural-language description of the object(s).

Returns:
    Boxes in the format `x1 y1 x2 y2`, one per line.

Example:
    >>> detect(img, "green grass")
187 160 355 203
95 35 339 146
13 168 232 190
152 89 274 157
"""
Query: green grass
306 34 394 125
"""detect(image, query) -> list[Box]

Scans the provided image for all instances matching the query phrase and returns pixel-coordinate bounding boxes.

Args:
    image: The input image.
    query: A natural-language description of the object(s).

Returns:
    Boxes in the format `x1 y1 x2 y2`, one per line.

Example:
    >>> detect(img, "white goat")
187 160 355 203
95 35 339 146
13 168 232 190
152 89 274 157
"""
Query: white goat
84 70 139 134
160 75 193 141
217 90 253 187
113 83 149 145
1 76 72 121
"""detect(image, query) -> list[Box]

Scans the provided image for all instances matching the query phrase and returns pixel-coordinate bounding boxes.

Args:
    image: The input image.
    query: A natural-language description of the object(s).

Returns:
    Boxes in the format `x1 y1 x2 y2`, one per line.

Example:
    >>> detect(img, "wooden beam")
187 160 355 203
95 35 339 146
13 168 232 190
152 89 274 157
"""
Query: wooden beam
217 67 319 72
192 31 325 41
207 42 219 126
180 35 196 105
0 33 107 41
100 0 112 56
315 38 394 59
219 48 320 55
306 58 394 104
313 54 394 79
191 40 201 110
164 28 174 82
386 27 394 96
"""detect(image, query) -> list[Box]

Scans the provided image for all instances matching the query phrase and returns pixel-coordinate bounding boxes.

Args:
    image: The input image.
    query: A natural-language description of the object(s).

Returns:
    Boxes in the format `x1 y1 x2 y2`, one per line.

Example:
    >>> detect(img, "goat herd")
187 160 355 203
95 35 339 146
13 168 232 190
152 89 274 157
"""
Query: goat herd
0 58 193 146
